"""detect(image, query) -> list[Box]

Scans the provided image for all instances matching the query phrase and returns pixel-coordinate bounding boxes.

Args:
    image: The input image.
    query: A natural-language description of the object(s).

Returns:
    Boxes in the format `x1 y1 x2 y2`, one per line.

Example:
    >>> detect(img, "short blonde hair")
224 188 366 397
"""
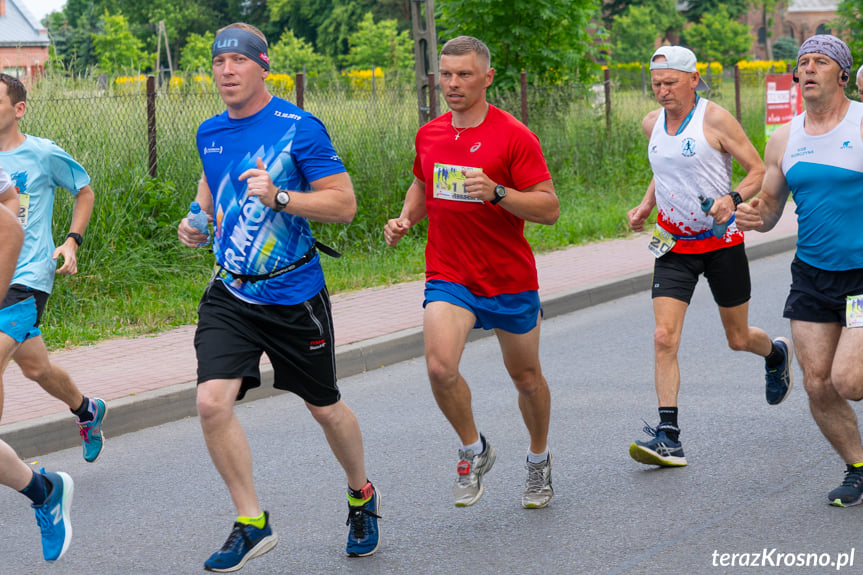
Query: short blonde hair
440 36 491 68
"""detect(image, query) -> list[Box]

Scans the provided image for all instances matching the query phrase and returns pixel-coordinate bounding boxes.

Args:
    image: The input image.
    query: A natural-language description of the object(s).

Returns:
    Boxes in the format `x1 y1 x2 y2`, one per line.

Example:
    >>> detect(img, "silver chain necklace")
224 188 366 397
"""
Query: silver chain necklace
451 105 489 140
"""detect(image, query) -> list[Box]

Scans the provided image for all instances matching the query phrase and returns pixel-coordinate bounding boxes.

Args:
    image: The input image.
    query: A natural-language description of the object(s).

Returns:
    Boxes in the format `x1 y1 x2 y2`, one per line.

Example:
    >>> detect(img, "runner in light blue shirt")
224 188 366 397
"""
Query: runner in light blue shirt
0 73 107 465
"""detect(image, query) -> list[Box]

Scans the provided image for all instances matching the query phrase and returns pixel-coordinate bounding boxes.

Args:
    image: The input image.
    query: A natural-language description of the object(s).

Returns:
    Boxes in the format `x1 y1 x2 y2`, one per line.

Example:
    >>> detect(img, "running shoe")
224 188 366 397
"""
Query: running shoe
32 469 74 562
829 465 863 507
765 337 793 405
629 422 687 467
522 451 554 509
204 512 278 572
77 398 106 463
346 484 381 557
453 434 497 507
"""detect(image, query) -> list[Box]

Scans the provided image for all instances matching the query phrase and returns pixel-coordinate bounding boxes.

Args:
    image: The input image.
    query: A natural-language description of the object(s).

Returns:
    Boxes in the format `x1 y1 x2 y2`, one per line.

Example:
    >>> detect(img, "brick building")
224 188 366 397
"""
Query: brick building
745 0 839 60
0 0 50 79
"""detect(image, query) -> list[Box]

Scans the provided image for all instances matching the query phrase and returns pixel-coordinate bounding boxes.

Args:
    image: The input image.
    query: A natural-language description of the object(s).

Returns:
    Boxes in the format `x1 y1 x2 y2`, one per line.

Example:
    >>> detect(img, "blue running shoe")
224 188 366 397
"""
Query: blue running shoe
77 398 106 463
766 337 794 405
32 469 74 562
629 422 687 467
829 465 863 508
204 512 278 572
346 485 381 557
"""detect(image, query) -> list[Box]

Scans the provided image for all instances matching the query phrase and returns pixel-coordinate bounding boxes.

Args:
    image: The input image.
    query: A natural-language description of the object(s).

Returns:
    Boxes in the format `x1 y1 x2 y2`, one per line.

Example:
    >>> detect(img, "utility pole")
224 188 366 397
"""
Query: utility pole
155 21 174 86
410 0 438 125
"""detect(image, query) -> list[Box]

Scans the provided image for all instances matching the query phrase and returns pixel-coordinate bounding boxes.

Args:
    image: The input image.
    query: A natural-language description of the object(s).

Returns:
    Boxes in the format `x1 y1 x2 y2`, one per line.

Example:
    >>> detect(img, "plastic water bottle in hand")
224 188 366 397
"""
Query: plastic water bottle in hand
187 201 211 247
699 195 729 239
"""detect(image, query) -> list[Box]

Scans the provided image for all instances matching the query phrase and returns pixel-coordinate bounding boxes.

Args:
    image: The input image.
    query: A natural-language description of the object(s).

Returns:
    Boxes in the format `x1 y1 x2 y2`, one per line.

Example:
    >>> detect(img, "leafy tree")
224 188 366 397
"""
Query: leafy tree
751 0 779 60
834 0 863 66
437 0 600 90
682 0 748 23
92 11 152 74
179 32 214 72
611 6 660 64
268 0 411 61
269 29 335 75
772 36 798 61
342 12 413 72
45 4 101 74
684 5 752 67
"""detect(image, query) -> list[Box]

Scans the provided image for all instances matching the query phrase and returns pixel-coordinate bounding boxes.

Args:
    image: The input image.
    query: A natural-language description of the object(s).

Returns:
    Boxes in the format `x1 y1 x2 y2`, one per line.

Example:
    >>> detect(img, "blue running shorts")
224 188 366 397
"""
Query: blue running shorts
0 297 40 342
423 279 542 335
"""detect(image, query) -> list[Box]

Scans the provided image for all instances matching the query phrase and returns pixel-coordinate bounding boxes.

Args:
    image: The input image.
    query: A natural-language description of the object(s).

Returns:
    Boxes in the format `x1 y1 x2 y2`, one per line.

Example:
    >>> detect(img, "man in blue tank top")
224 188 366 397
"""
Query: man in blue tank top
177 23 380 572
626 46 793 469
737 35 863 508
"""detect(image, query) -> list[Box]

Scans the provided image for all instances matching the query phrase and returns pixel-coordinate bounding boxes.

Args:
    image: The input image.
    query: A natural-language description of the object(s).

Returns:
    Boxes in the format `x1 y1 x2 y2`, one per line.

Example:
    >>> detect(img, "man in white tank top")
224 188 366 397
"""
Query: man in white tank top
737 35 863 507
627 46 793 468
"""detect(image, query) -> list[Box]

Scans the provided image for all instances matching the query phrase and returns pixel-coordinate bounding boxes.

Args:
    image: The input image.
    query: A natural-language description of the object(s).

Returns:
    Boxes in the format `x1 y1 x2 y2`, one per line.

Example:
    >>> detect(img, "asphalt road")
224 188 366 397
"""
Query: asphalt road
1 249 861 575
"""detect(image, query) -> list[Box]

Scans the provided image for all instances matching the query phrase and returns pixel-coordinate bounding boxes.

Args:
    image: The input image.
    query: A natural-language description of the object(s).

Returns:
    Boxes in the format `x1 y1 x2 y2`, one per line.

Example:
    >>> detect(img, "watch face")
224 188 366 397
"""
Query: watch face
495 185 506 199
277 191 290 205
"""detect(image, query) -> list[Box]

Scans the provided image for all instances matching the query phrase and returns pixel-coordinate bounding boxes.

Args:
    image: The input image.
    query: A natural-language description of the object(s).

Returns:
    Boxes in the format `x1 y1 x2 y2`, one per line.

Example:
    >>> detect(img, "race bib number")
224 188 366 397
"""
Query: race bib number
433 163 483 203
846 294 863 328
17 193 29 226
648 224 676 258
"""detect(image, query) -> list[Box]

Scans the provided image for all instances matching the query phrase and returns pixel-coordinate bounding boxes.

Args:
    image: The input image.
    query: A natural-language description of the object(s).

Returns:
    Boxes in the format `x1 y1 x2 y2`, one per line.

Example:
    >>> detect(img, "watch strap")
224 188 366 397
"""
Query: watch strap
66 232 83 246
728 191 742 207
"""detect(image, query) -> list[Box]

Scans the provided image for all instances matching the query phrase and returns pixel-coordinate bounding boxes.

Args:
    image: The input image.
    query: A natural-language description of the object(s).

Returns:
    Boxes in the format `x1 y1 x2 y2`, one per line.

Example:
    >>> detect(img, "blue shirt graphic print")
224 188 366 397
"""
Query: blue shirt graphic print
197 96 346 305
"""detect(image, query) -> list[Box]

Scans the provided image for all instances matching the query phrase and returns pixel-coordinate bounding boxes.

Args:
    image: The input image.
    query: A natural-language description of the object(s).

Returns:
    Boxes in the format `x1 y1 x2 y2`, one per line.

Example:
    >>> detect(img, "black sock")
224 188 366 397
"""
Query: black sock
658 407 679 441
71 396 92 422
20 470 50 506
765 344 784 368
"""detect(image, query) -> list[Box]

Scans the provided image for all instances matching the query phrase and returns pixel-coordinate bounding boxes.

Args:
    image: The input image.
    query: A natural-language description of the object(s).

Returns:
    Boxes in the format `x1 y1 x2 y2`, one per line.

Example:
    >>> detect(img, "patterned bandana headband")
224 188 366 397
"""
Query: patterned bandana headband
797 34 852 76
212 28 270 71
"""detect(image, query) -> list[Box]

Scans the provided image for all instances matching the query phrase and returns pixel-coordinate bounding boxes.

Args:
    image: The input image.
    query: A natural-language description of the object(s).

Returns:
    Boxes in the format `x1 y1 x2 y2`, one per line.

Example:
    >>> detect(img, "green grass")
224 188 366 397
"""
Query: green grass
22 72 770 350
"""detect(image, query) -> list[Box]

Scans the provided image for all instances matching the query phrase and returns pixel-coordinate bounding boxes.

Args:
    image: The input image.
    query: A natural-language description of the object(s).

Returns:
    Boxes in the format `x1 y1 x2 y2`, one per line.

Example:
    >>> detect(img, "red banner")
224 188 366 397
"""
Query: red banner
765 73 803 137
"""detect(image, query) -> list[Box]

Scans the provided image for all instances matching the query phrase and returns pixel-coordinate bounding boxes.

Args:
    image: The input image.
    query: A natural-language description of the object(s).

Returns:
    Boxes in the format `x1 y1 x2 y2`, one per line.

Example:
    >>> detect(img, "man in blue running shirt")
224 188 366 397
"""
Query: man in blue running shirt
178 23 380 572
737 35 863 508
0 74 106 464
0 173 74 563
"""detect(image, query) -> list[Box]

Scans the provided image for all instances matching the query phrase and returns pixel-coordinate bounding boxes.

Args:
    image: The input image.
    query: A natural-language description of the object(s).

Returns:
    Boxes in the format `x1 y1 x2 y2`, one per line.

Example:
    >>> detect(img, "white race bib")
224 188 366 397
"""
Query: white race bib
433 163 483 203
648 224 676 258
17 193 29 226
846 294 863 328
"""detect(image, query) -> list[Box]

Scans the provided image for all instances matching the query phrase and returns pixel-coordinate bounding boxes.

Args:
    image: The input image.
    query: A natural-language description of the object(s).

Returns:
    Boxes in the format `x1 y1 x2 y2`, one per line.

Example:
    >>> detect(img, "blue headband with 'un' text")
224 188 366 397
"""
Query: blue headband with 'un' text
212 28 270 71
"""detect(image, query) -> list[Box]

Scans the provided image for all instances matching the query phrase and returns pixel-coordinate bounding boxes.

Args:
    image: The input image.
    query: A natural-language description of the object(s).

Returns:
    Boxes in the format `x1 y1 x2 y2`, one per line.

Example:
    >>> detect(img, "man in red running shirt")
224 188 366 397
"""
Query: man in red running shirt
384 36 559 510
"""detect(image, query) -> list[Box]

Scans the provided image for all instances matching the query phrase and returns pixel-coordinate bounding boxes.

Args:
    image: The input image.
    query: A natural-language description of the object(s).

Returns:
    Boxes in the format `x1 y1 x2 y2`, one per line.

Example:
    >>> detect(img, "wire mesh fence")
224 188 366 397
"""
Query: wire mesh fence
19 67 797 256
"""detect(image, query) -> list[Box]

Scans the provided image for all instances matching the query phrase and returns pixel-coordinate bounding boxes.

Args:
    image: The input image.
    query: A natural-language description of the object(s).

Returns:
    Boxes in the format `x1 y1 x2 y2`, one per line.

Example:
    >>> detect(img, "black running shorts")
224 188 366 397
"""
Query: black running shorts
651 243 751 307
783 257 863 326
194 280 340 405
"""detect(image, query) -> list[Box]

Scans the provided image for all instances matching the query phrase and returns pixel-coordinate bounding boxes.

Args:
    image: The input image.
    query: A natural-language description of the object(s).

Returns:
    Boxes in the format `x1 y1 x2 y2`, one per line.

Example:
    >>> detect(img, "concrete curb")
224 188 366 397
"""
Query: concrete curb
1 233 797 459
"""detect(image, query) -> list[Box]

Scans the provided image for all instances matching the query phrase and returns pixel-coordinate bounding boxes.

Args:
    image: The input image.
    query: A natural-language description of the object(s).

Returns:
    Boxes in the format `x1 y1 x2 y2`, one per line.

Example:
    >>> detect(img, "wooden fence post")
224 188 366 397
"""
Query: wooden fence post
296 72 304 110
520 70 528 126
147 75 156 178
604 68 611 138
428 73 438 119
734 64 741 124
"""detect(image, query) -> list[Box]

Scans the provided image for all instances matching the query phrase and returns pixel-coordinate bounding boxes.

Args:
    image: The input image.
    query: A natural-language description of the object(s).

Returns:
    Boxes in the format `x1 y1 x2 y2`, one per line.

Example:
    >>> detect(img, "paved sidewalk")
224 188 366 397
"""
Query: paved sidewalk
0 210 799 457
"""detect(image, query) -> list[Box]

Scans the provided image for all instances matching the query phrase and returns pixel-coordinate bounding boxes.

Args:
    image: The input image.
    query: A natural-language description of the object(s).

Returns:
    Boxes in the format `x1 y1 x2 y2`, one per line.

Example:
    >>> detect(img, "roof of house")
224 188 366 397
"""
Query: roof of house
0 0 49 47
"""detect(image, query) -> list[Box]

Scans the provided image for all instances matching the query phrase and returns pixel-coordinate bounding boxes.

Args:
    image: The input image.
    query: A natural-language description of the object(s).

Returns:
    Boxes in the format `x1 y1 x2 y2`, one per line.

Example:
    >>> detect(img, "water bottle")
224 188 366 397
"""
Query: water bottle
187 201 211 247
699 195 729 238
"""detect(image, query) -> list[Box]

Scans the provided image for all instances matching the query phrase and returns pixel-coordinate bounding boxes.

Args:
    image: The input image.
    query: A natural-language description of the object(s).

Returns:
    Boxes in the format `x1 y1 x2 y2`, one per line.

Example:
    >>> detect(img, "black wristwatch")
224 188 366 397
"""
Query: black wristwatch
727 191 743 207
490 184 507 205
274 189 291 212
66 232 83 246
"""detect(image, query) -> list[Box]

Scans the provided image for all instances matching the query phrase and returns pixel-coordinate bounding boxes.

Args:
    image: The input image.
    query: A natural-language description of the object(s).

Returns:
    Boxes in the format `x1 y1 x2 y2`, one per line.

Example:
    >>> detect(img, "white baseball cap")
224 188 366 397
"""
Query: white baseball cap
650 46 710 92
